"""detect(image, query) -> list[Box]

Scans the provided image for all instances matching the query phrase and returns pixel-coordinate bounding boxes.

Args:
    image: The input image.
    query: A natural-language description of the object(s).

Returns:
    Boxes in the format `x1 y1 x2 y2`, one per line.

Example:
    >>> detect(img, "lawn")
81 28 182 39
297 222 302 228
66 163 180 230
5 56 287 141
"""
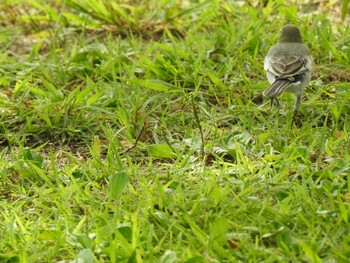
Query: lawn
0 0 350 262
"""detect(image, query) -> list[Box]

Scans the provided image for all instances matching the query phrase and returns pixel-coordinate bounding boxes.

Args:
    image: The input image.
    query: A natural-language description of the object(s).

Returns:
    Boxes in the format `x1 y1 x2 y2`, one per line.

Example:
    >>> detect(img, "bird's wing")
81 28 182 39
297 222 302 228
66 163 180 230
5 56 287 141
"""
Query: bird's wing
264 55 311 79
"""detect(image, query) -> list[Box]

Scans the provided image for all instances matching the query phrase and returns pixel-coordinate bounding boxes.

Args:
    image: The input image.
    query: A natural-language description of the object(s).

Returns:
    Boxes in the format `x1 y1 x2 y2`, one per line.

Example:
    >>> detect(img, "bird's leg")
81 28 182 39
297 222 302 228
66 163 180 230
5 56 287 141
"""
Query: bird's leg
291 94 302 128
275 98 280 107
270 97 280 108
291 112 297 128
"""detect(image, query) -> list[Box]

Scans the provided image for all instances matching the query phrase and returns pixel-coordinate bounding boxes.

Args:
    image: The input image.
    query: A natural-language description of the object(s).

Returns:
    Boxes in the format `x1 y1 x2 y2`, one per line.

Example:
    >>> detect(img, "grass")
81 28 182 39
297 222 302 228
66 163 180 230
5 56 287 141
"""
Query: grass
0 0 350 262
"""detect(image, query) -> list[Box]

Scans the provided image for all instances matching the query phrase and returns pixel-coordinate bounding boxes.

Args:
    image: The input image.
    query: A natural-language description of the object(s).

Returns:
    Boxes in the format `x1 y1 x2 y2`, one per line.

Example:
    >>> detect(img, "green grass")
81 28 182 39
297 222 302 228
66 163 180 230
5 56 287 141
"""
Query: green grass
0 0 350 262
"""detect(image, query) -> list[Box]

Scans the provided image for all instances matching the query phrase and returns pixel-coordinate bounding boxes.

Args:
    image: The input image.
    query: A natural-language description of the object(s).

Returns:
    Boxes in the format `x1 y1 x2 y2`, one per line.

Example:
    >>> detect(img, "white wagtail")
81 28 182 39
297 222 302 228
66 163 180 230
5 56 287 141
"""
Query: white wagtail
263 24 312 125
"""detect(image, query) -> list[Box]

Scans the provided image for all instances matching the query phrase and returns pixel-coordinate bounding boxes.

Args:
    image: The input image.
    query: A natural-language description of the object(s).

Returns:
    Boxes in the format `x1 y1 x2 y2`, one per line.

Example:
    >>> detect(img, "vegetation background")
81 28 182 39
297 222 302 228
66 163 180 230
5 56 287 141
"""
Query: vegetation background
0 0 349 262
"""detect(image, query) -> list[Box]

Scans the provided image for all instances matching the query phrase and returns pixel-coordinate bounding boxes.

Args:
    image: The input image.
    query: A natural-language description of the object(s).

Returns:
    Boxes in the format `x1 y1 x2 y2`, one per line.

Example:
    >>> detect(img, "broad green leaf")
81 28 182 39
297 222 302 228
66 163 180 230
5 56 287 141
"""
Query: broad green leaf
76 248 94 263
341 0 350 21
28 37 46 61
210 217 229 244
159 250 177 263
108 171 128 199
299 241 322 263
130 79 177 91
184 255 205 263
147 144 177 158
24 149 44 168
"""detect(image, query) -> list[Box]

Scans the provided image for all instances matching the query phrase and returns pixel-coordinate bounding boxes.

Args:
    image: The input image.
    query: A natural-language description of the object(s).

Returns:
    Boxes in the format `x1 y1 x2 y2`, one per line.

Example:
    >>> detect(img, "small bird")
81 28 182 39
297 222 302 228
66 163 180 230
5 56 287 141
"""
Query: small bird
263 24 312 125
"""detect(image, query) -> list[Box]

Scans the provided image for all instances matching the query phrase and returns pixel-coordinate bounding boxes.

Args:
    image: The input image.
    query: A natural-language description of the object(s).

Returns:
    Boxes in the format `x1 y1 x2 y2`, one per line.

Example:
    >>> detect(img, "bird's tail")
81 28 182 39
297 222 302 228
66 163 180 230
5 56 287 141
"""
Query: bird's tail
263 79 291 98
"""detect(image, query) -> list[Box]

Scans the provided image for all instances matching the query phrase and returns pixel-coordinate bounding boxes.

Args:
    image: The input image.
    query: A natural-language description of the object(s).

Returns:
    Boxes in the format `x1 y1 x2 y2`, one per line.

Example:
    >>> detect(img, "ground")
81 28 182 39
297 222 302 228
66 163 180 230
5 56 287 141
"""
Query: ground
0 0 350 262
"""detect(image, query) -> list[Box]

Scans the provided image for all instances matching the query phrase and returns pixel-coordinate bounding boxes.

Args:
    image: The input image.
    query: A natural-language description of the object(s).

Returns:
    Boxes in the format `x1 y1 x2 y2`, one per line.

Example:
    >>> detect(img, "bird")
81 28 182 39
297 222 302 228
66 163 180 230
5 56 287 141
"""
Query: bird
263 24 312 126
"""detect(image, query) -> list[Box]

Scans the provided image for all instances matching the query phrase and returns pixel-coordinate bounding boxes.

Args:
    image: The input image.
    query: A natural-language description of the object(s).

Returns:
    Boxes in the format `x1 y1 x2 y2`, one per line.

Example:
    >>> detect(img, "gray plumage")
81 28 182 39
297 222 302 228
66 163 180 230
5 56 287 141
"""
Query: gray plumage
263 24 312 122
